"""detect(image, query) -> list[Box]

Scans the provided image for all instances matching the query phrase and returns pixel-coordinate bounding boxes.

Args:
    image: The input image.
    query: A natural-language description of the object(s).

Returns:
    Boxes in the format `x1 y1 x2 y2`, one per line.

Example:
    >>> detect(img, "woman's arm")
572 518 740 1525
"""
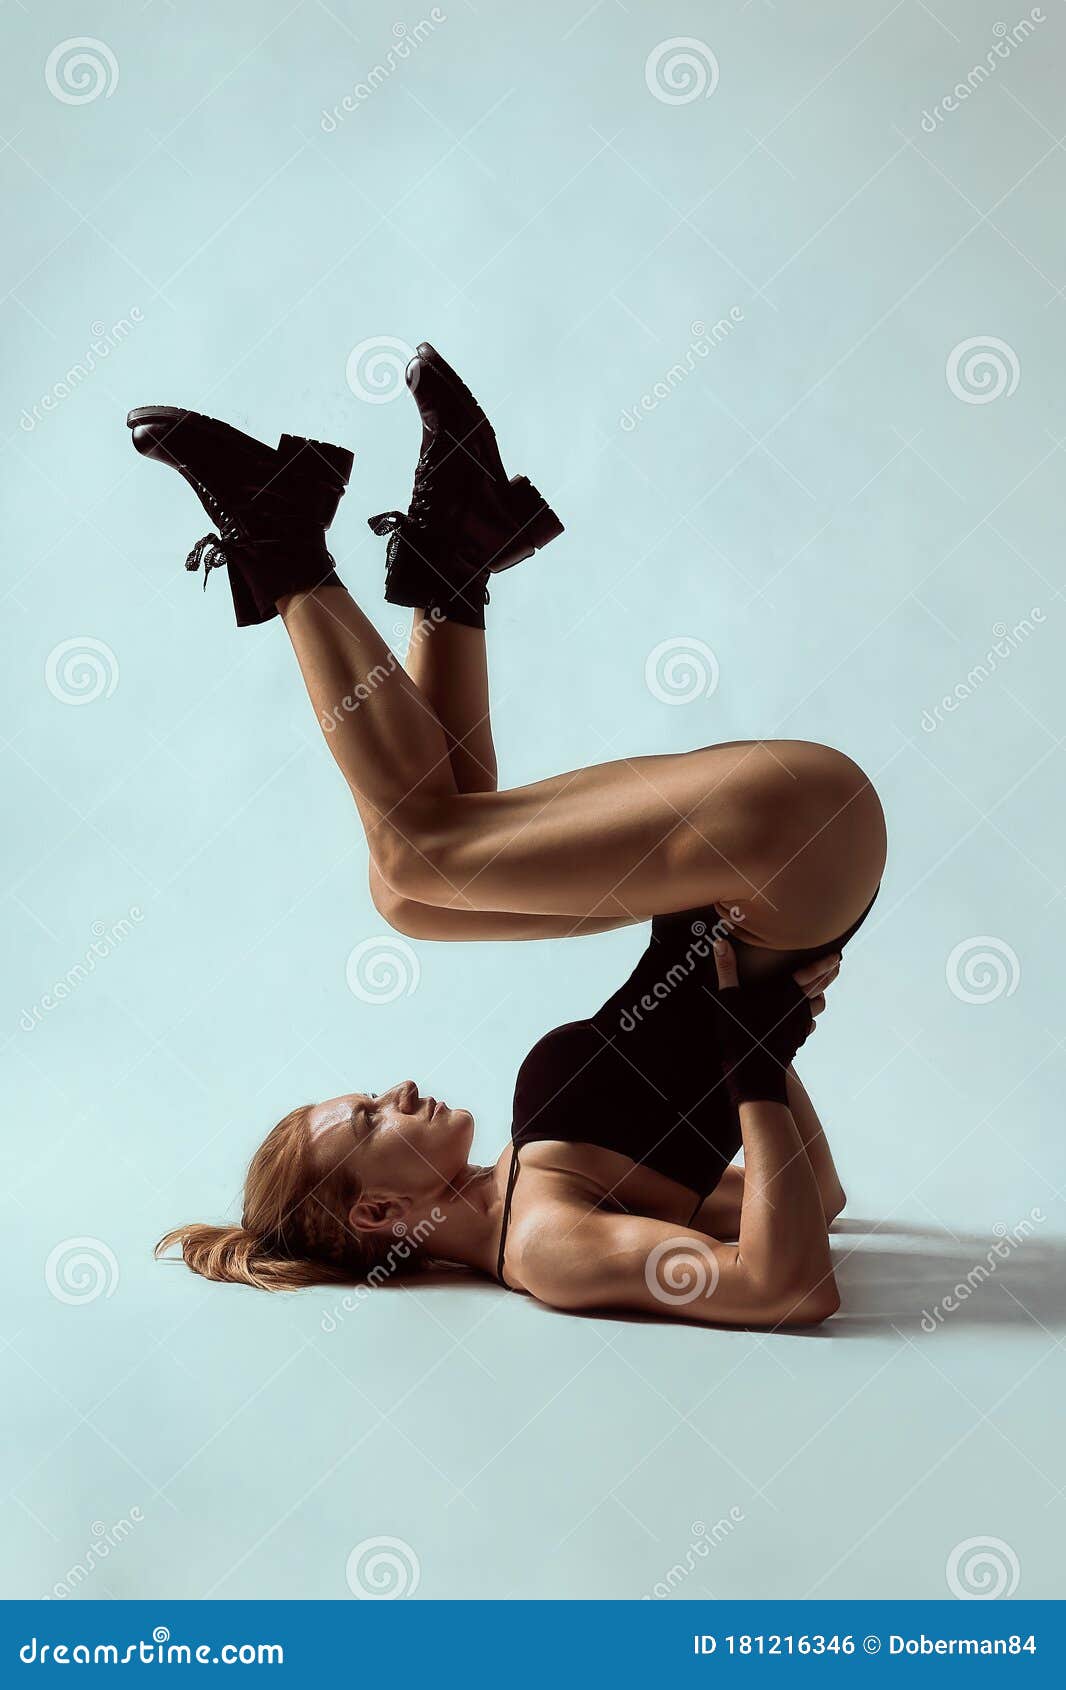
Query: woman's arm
693 1074 846 1236
522 1096 838 1328
688 948 846 1235
523 936 840 1326
785 1067 847 1222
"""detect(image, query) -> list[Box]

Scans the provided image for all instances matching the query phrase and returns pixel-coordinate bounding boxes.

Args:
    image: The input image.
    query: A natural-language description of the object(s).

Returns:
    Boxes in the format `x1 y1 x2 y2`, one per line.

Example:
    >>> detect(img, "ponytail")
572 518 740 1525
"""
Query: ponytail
156 1105 415 1292
155 1221 361 1291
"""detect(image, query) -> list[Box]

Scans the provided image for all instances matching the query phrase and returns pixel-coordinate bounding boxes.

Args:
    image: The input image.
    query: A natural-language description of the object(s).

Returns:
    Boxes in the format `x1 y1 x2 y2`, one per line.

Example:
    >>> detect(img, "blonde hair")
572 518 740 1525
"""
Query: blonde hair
156 1105 412 1292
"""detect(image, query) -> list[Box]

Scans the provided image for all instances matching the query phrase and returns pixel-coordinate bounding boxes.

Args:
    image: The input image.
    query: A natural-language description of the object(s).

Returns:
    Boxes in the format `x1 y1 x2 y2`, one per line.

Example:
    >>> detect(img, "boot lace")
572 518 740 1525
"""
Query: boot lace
367 445 435 541
184 476 240 591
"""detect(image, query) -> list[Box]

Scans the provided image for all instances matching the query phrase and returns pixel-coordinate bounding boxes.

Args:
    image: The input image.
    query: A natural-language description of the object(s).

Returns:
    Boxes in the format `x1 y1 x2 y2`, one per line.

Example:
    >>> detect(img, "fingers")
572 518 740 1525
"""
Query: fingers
713 936 739 990
809 991 826 1020
793 951 840 999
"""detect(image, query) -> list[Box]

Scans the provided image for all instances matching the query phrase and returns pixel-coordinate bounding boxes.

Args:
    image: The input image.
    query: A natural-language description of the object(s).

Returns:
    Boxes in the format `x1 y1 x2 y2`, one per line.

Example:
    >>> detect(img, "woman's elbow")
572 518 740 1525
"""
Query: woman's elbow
772 1278 841 1328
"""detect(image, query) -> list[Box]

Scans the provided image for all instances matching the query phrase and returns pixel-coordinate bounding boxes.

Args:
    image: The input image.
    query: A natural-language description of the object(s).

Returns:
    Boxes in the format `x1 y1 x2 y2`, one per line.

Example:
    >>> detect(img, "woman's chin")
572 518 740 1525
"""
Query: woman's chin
443 1106 476 1160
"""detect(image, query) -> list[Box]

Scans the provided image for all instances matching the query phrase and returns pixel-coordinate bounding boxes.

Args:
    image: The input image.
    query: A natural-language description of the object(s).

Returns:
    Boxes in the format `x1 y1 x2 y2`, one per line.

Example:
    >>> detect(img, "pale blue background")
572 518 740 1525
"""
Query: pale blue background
3 0 1064 1602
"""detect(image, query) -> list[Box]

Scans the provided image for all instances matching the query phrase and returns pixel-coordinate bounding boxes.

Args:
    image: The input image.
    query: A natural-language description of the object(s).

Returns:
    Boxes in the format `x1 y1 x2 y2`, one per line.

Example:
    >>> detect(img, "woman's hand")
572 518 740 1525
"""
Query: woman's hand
792 950 841 1024
711 938 816 1107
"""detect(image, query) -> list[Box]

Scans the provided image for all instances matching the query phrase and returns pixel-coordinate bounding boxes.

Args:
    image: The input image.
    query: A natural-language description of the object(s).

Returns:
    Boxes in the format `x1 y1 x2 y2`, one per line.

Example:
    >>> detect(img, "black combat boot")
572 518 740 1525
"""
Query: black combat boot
368 343 563 630
127 406 354 626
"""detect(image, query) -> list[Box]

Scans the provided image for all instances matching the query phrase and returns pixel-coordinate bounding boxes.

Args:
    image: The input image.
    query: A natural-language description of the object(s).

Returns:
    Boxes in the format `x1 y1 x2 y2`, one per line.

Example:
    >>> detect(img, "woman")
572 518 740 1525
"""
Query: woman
139 342 887 1329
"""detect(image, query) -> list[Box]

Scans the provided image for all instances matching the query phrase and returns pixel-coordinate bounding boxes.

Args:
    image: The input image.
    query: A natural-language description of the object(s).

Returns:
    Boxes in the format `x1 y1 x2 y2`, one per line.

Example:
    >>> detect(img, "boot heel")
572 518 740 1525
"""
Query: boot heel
491 476 565 573
275 434 355 529
276 434 355 490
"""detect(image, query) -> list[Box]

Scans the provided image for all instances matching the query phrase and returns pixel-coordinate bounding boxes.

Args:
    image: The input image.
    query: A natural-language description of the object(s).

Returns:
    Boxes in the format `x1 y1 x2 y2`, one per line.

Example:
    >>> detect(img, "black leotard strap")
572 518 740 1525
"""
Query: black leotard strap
495 1145 521 1289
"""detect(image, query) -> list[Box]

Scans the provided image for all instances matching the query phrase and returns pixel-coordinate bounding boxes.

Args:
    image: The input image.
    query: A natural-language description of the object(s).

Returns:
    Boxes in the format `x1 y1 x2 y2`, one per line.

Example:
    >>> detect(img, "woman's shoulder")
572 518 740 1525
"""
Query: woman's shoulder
496 1157 607 1300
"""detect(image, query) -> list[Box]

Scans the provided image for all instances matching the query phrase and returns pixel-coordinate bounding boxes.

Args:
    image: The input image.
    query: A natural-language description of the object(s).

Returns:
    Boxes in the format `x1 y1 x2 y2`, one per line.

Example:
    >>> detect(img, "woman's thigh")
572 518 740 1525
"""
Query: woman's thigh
392 737 886 936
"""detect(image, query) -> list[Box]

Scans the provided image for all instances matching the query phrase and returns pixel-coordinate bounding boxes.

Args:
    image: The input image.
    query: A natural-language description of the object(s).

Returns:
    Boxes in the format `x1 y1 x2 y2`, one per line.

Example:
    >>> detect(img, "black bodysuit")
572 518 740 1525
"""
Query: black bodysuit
495 891 879 1288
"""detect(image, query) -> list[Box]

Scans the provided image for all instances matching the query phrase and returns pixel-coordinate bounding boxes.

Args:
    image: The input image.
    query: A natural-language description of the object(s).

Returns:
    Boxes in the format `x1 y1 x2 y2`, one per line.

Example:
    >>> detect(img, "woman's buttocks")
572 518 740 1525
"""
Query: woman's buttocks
717 740 887 952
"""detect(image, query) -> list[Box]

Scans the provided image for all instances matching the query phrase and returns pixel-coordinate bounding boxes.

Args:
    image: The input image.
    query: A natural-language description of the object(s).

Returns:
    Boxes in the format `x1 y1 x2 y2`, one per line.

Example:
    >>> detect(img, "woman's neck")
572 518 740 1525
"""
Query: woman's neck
425 1158 508 1277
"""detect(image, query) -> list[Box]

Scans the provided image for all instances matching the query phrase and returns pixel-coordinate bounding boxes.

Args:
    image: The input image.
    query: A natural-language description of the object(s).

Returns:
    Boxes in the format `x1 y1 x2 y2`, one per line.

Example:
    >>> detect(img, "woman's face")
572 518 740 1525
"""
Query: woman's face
307 1081 475 1215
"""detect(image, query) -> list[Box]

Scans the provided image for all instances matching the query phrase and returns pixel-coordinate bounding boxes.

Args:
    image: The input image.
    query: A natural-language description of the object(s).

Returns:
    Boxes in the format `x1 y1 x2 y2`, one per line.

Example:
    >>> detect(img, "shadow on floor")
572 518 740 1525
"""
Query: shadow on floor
830 1217 1066 1336
400 1220 1066 1338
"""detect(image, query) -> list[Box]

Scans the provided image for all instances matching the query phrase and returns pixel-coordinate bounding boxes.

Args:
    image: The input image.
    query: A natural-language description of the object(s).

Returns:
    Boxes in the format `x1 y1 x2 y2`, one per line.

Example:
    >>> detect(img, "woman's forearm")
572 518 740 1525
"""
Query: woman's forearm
785 1068 847 1219
735 1100 836 1308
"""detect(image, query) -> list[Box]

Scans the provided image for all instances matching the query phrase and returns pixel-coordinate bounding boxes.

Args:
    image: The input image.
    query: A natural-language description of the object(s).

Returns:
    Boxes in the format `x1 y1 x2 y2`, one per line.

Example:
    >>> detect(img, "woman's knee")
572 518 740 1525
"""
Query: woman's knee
376 796 469 905
369 870 432 938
